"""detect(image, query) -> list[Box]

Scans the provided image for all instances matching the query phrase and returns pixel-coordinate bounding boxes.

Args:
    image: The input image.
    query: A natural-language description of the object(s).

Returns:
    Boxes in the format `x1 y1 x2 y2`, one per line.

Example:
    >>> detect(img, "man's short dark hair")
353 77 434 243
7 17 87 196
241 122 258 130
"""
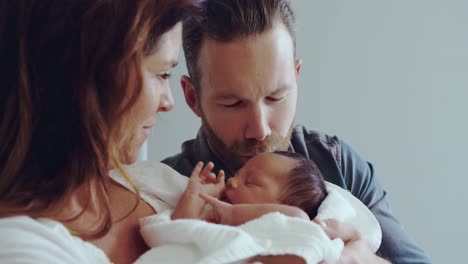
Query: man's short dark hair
183 0 296 95
274 151 328 219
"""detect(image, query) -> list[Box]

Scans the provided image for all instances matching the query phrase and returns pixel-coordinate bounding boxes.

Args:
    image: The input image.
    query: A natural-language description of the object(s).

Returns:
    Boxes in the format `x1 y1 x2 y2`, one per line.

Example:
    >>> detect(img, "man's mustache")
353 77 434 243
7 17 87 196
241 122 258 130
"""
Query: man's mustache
230 136 285 155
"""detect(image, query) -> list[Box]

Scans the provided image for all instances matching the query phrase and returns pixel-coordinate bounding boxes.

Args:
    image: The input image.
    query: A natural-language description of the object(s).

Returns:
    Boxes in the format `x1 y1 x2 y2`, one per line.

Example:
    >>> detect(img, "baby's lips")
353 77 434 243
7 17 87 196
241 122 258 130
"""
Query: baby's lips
220 191 231 203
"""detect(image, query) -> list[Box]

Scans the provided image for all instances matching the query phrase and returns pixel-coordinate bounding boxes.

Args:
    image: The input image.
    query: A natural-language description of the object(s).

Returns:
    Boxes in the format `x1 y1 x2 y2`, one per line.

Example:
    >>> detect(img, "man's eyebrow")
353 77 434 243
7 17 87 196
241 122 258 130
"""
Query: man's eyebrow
270 86 289 95
213 94 240 100
213 86 290 100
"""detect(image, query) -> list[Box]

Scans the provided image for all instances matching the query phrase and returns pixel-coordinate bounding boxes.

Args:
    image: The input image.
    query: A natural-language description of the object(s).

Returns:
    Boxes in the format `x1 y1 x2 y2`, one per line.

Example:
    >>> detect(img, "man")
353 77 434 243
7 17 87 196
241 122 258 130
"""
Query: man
163 0 431 263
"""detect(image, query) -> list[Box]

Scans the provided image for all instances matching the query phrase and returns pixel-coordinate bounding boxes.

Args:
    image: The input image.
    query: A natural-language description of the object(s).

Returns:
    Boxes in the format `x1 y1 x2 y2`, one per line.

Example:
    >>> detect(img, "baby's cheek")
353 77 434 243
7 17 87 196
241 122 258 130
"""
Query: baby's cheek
230 190 247 204
240 193 262 204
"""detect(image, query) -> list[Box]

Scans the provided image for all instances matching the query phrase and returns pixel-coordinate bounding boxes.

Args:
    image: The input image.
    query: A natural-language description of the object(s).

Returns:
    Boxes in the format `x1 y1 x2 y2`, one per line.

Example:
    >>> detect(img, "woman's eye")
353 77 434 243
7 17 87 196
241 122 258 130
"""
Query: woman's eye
158 72 172 80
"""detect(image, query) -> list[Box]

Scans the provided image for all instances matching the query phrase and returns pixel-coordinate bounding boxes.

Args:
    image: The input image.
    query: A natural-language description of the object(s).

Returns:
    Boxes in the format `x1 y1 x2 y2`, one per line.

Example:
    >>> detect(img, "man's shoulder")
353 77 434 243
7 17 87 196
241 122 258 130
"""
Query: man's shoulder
291 124 343 163
162 138 197 177
162 151 190 168
292 125 340 145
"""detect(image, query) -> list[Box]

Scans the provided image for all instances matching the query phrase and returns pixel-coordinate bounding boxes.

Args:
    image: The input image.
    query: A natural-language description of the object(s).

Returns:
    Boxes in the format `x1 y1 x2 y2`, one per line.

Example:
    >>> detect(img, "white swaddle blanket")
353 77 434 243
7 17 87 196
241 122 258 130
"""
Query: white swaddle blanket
109 161 381 264
137 211 344 264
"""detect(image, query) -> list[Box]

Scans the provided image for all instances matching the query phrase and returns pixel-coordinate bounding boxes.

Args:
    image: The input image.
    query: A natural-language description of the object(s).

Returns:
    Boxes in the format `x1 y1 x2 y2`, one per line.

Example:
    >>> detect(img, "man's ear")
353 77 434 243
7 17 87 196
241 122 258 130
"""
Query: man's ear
295 59 303 77
181 75 202 117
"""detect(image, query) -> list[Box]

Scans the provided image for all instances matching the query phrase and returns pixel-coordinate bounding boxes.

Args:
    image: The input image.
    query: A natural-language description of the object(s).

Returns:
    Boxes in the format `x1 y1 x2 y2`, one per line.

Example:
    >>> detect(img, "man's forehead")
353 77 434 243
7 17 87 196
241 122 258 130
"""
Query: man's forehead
197 28 296 98
198 23 294 65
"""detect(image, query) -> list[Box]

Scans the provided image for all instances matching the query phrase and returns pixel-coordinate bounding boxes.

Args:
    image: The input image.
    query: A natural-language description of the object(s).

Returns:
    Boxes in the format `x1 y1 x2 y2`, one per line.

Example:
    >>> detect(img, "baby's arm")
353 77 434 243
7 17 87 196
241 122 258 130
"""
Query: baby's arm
172 162 225 220
200 193 309 226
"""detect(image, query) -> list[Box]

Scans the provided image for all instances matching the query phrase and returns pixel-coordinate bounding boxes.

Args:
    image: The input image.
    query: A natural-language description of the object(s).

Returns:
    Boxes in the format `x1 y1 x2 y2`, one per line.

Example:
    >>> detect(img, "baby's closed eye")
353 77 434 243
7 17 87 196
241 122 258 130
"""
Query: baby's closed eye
245 177 259 187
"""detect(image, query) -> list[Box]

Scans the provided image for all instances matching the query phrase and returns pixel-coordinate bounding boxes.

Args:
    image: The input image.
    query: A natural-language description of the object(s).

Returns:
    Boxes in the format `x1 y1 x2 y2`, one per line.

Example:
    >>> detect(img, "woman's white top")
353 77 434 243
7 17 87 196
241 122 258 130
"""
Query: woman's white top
0 161 183 264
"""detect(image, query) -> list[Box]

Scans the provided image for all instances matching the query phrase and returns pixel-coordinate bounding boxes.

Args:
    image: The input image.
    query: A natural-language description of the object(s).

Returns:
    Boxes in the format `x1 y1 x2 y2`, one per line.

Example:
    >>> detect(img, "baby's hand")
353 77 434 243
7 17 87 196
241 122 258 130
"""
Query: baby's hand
199 193 234 225
188 161 225 198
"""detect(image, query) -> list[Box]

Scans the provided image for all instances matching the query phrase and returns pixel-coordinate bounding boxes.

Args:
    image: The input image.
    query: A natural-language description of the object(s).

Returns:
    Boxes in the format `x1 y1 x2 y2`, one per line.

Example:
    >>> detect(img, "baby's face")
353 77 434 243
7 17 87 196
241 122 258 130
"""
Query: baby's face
223 153 297 204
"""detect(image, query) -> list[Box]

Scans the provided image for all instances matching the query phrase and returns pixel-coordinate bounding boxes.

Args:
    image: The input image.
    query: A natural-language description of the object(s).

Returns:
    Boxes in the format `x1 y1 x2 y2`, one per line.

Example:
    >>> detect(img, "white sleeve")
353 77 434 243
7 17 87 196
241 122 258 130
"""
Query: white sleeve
0 216 110 264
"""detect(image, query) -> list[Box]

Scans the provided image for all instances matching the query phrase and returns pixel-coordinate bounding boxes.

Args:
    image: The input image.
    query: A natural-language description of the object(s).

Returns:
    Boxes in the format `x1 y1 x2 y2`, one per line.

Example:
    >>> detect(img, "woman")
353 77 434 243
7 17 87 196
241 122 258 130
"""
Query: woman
0 0 198 263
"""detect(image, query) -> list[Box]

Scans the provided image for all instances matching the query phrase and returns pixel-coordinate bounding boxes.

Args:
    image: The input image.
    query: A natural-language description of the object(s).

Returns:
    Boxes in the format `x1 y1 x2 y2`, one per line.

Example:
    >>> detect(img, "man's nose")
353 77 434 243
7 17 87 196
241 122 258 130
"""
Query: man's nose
245 105 271 141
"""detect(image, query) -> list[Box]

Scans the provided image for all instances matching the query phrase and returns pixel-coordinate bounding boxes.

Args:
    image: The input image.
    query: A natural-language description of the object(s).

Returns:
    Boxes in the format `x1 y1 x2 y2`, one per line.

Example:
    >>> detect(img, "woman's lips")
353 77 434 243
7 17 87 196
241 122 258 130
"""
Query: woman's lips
143 125 154 137
143 123 155 129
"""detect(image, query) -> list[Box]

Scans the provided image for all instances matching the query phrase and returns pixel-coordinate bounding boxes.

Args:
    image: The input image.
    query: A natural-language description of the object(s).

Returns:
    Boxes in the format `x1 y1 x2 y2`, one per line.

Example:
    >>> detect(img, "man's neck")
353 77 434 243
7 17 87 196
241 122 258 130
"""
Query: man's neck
205 139 242 178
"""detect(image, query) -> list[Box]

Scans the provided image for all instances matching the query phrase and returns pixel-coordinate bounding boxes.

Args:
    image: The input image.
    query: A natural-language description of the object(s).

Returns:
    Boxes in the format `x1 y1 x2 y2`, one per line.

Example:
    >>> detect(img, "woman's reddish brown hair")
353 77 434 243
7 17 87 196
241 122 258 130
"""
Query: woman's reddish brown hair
0 0 201 238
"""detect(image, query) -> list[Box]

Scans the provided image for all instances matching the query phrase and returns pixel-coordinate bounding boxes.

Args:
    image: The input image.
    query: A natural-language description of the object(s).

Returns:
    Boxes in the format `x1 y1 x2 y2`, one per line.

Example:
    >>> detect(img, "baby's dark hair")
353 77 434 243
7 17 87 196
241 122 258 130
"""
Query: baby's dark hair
273 151 328 219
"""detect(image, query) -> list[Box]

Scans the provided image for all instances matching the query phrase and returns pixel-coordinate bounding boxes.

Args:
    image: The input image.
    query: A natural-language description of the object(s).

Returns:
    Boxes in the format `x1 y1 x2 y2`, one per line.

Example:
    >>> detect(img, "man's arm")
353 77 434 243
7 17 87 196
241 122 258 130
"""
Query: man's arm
293 126 431 263
338 139 432 263
315 218 391 264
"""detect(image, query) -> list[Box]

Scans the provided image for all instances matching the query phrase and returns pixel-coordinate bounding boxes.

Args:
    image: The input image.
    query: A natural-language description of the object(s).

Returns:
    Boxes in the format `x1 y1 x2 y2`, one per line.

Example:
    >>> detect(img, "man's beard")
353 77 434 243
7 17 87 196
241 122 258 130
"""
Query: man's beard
201 114 294 172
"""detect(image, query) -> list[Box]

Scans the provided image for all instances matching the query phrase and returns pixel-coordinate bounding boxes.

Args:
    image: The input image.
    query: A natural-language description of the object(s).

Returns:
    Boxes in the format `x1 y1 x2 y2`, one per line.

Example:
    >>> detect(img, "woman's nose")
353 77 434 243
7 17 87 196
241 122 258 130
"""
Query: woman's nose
158 86 175 112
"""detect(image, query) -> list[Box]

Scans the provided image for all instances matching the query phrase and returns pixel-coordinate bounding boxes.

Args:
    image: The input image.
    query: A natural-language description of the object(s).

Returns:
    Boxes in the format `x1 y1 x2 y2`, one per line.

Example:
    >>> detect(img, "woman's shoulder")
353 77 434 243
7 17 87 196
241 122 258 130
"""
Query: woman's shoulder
0 216 110 264
109 161 189 212
125 161 188 184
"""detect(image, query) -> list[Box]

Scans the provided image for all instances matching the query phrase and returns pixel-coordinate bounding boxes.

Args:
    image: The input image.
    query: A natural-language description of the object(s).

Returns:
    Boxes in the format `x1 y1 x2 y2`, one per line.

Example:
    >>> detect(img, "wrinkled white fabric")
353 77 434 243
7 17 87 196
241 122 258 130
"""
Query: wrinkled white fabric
137 210 344 264
122 162 381 264
0 216 110 264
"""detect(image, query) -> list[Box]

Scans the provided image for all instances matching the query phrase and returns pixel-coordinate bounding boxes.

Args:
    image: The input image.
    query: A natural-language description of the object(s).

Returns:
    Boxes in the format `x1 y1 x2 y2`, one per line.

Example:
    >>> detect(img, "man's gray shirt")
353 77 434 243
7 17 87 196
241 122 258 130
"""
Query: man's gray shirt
162 124 432 264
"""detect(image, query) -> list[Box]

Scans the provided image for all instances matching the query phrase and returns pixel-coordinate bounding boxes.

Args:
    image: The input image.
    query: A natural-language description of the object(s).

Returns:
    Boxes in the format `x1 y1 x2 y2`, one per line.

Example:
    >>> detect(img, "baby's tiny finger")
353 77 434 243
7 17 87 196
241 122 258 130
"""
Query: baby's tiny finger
191 161 204 176
199 192 218 206
217 170 225 183
201 162 214 177
208 172 217 181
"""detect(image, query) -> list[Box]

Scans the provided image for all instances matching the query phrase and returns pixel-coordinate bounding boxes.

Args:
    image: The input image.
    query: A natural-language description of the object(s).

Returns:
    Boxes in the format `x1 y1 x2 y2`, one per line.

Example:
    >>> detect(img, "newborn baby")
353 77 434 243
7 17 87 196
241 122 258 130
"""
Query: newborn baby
172 151 329 225
134 153 381 264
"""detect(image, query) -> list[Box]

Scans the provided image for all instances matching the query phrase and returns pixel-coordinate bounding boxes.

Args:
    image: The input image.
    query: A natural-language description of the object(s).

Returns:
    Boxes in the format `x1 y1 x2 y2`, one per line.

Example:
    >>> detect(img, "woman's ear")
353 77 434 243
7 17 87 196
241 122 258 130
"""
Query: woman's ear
181 75 202 117
295 59 303 77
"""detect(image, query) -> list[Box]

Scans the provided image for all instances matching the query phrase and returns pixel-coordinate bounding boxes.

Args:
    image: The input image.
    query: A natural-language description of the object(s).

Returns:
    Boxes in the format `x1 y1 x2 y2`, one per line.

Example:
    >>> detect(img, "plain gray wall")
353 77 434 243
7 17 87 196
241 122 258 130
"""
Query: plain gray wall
147 1 468 262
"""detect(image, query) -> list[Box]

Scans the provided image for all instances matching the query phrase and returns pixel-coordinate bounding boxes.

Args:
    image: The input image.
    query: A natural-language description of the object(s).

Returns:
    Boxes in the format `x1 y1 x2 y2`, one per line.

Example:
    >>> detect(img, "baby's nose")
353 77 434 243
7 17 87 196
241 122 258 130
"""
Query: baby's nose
227 178 238 189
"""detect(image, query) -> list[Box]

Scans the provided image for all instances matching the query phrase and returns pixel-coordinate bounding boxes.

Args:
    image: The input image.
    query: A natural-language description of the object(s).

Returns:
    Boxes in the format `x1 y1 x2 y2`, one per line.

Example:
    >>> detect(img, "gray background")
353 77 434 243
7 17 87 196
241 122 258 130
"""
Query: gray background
145 1 468 262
